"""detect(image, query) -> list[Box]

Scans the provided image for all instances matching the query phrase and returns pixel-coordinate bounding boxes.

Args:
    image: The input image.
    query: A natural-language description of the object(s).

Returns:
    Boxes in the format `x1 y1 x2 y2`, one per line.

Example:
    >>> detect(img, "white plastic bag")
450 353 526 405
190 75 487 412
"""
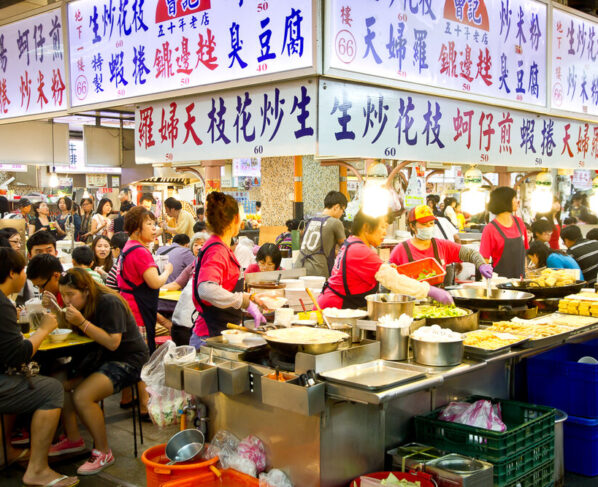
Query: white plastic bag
259 469 293 487
439 400 506 432
163 345 196 365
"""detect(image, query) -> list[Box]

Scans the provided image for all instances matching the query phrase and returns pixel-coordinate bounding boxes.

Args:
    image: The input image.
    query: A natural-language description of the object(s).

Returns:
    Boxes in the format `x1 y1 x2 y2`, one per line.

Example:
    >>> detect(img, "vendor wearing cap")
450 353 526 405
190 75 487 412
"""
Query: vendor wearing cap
318 210 454 309
390 205 493 284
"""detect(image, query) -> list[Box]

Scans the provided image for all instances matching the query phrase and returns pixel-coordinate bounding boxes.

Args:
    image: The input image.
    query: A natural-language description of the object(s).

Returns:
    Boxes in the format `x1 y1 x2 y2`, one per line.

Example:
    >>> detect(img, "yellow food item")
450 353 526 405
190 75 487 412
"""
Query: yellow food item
464 330 523 350
488 321 570 339
527 269 577 287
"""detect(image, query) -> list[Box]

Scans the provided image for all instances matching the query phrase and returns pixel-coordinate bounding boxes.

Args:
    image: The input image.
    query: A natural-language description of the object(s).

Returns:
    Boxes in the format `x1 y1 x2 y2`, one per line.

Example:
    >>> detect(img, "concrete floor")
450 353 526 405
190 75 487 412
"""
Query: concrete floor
2 394 179 487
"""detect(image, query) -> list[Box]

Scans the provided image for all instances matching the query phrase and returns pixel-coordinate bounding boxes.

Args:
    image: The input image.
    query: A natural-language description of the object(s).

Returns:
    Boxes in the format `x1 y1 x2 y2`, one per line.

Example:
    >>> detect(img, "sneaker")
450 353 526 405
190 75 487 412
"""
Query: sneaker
77 449 115 475
10 429 29 447
48 435 86 456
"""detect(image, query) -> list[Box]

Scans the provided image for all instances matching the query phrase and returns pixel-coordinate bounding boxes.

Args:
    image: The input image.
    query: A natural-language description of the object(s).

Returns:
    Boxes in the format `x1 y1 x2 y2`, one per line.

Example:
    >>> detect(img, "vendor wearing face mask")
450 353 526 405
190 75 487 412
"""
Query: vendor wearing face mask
390 205 493 283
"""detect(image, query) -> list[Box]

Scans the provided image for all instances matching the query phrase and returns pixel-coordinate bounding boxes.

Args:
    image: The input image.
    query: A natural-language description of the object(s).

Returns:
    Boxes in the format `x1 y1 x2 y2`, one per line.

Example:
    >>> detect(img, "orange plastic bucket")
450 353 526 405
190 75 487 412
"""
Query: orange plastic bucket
141 444 219 487
161 468 259 487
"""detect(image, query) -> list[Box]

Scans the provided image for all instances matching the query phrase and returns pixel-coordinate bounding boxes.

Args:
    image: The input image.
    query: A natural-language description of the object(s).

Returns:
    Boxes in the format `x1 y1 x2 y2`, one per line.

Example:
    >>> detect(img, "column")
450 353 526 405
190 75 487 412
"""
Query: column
202 160 226 193
302 155 340 217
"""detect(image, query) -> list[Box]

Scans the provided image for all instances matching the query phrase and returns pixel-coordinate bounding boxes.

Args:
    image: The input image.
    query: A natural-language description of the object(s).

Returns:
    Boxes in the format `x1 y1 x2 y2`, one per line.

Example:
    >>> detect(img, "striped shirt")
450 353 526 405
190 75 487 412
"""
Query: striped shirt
567 239 598 285
105 255 121 290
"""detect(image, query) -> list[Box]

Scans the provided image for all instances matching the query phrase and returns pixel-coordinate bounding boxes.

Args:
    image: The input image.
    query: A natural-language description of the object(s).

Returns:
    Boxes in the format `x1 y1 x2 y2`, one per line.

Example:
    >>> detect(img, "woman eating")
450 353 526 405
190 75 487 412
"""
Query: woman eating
48 268 149 476
318 210 453 309
78 198 94 243
118 206 172 352
245 243 282 274
91 236 113 281
479 187 528 279
30 202 58 238
527 240 583 277
191 192 267 348
0 227 22 251
390 205 492 284
90 198 113 239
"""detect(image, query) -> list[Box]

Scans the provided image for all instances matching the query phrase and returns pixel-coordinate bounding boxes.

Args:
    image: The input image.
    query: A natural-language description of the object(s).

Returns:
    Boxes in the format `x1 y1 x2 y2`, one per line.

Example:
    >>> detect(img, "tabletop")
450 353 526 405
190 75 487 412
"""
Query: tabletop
24 332 94 351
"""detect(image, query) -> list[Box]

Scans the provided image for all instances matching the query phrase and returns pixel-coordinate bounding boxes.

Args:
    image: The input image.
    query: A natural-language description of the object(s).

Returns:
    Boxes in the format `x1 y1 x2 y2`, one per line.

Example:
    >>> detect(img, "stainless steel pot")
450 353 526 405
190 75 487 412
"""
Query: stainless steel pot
165 429 205 464
411 337 464 366
376 323 410 360
366 294 417 321
425 309 479 333
323 309 369 343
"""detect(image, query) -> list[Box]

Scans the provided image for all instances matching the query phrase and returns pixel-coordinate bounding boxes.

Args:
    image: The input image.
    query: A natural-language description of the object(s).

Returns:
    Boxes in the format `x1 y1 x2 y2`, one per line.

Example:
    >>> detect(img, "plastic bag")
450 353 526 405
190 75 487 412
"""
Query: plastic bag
163 345 196 365
259 469 293 487
226 454 257 477
141 341 189 427
238 435 267 473
439 400 506 432
203 430 240 465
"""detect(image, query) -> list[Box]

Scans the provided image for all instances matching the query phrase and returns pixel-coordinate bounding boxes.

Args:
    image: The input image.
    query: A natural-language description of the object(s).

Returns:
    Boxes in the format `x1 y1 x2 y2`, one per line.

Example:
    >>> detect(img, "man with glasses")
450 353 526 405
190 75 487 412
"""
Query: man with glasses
26 230 58 259
27 254 64 307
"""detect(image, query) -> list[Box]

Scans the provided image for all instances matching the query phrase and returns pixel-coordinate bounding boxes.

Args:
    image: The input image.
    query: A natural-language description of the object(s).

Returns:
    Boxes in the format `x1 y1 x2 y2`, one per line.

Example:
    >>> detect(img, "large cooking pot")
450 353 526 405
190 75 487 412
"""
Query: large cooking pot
366 294 417 321
422 308 479 333
449 288 535 308
497 280 587 299
263 326 349 355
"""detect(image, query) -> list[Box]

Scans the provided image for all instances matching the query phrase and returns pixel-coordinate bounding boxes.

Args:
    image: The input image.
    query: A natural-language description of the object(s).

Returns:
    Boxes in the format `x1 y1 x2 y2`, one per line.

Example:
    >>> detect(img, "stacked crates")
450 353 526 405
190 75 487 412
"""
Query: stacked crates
528 343 598 476
415 396 555 486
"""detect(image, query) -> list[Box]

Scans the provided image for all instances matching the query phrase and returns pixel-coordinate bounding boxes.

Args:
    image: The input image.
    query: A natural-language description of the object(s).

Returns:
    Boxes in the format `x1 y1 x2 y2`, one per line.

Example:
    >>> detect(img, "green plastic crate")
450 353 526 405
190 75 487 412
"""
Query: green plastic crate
414 396 555 463
503 460 554 487
494 437 554 487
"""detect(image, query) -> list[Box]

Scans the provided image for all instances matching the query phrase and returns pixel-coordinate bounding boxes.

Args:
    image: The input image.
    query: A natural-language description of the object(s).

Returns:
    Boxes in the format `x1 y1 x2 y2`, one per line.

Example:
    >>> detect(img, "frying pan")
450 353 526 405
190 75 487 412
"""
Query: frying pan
449 288 535 308
497 280 587 299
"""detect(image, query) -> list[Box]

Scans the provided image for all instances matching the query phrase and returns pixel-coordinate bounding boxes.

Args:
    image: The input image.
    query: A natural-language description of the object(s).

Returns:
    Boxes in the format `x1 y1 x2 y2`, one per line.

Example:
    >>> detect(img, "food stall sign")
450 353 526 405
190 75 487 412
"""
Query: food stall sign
135 80 316 163
318 79 598 170
67 0 314 107
86 174 108 188
0 9 67 120
325 0 547 108
551 7 598 117
0 164 28 173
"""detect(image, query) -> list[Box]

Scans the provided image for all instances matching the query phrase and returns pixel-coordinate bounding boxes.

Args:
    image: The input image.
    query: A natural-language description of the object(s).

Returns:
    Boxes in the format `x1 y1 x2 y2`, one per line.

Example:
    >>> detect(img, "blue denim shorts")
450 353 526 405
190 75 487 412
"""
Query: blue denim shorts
97 361 139 393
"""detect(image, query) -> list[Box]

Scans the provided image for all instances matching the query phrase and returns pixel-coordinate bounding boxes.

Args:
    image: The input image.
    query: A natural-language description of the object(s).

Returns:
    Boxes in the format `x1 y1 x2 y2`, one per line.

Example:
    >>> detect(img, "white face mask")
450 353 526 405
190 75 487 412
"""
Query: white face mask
416 226 435 241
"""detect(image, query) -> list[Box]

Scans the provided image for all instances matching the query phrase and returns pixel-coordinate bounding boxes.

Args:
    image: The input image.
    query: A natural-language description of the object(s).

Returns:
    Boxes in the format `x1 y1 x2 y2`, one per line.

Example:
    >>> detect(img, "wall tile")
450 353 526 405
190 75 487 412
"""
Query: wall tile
260 156 294 225
302 155 339 218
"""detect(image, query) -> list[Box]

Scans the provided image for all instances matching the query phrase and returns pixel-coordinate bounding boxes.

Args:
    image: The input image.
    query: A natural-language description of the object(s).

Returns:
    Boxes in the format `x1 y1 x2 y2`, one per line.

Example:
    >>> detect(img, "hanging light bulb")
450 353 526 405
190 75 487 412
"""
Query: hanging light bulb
362 161 390 218
461 167 487 214
531 171 553 214
590 176 598 214
49 167 59 188
82 189 90 199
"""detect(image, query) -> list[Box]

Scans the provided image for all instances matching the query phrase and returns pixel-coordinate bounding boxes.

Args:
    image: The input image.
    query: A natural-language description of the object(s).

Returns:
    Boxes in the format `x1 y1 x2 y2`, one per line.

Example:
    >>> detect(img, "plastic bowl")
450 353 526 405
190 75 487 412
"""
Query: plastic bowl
221 330 252 346
299 276 326 290
48 329 72 343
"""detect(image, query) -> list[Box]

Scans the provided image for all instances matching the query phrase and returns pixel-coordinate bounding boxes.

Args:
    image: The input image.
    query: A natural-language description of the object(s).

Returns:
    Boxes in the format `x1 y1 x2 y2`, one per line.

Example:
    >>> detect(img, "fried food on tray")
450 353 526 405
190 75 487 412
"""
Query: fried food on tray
463 330 523 350
528 269 576 287
488 321 570 339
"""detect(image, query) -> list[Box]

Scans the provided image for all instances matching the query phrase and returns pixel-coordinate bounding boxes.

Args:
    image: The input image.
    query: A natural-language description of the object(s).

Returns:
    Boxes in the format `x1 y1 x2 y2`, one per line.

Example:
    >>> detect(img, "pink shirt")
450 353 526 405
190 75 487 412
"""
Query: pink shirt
117 240 157 328
389 238 462 267
480 215 529 265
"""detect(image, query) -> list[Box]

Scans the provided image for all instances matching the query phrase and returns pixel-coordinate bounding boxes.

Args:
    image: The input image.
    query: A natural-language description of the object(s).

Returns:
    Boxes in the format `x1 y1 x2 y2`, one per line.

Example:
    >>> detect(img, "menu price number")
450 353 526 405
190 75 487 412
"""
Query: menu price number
534 157 543 166
397 71 407 78
480 153 489 163
115 40 124 49
516 95 523 101
257 2 269 12
257 63 268 72
254 145 264 154
180 77 190 86
579 160 585 168
397 13 408 22
384 147 397 157
462 83 471 92
165 153 174 161
117 89 126 97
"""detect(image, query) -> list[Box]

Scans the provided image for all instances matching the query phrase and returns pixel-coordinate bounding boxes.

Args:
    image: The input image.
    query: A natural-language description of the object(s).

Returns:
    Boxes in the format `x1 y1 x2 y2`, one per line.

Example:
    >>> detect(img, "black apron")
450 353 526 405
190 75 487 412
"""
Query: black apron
402 238 454 287
490 217 525 279
192 241 244 337
119 244 159 354
322 239 378 309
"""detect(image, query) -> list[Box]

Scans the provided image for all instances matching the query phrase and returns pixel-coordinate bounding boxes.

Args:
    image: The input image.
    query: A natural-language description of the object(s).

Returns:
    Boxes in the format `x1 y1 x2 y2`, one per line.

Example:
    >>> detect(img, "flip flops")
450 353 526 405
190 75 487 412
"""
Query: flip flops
23 474 79 487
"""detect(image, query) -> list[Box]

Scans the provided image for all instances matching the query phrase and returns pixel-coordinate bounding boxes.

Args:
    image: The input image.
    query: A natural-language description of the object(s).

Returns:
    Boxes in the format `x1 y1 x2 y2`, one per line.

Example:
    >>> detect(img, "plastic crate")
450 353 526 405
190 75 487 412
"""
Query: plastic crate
564 414 598 476
527 343 598 418
394 257 446 286
493 436 554 487
503 460 554 487
414 396 555 463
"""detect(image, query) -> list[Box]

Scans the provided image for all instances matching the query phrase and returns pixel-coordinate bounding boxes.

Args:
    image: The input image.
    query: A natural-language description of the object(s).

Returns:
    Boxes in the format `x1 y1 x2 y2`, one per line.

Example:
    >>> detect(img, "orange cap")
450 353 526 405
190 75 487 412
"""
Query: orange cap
408 205 437 223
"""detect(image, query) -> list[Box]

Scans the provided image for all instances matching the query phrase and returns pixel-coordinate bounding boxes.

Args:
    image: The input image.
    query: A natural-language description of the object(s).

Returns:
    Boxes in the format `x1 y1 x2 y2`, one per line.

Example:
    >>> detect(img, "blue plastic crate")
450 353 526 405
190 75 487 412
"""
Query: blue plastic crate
527 343 598 418
564 415 598 476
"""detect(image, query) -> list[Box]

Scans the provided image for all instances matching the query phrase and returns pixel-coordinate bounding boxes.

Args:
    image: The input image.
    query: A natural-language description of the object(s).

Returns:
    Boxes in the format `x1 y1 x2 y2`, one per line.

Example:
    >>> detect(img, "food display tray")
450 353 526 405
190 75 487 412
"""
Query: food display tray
463 332 529 359
519 329 572 349
319 360 426 390
205 335 267 352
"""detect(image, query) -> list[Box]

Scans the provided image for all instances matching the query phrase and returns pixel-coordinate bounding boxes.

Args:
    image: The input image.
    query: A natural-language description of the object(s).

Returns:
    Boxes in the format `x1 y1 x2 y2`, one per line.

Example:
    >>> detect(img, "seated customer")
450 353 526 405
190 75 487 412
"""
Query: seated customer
0 248 78 487
26 230 57 259
530 219 554 245
245 243 282 274
72 246 104 284
27 254 64 308
561 225 598 285
105 232 129 290
527 240 583 278
49 268 149 475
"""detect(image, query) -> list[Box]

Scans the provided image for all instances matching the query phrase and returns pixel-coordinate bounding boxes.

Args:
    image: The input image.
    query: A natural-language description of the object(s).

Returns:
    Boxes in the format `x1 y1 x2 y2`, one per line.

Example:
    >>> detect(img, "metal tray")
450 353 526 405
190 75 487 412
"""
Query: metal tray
318 360 426 390
462 331 529 358
205 335 267 352
520 329 572 348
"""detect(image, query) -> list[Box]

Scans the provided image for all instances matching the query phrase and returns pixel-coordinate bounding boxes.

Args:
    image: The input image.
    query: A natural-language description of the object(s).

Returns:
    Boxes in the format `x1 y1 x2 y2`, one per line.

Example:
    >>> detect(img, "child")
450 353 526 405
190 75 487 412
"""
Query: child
72 246 104 284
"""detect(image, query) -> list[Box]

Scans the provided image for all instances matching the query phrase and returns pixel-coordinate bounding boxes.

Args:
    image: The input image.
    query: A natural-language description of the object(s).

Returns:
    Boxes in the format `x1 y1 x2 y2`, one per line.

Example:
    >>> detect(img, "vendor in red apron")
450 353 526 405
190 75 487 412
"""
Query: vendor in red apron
318 210 454 309
479 187 529 279
390 205 493 285
191 192 267 349
118 206 173 353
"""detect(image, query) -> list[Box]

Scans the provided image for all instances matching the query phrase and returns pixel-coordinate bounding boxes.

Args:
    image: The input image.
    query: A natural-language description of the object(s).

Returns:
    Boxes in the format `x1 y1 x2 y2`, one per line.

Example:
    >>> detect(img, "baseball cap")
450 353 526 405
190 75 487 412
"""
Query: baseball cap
408 204 437 223
17 198 32 208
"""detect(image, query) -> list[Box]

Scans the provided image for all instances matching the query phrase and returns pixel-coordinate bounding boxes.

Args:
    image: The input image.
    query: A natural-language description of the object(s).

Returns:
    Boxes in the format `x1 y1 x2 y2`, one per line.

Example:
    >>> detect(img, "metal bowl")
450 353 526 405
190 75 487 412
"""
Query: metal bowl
449 288 535 308
366 293 417 321
165 429 205 464
411 337 464 367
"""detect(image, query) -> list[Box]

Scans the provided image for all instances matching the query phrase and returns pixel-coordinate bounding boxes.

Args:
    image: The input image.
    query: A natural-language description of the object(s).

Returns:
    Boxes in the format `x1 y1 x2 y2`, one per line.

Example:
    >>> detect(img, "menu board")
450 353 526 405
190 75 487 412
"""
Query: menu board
68 0 313 107
0 9 67 119
551 7 598 117
326 0 547 107
319 79 598 169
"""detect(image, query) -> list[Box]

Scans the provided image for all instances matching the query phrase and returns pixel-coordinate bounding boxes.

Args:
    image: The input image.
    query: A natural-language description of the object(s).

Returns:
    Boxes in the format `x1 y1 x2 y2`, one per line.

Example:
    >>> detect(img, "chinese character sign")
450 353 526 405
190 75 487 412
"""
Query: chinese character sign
68 0 313 107
327 0 547 107
551 8 598 117
135 81 316 163
319 79 598 169
0 9 66 119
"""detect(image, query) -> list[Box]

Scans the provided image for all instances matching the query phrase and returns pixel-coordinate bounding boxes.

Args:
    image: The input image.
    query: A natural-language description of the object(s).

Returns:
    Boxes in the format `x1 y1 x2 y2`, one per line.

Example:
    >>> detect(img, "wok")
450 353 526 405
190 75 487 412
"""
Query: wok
497 280 587 299
449 288 535 308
